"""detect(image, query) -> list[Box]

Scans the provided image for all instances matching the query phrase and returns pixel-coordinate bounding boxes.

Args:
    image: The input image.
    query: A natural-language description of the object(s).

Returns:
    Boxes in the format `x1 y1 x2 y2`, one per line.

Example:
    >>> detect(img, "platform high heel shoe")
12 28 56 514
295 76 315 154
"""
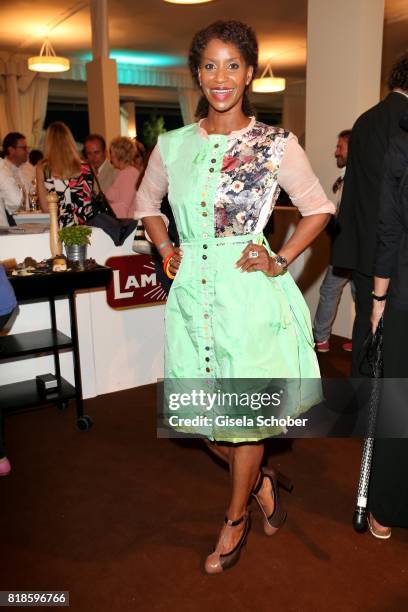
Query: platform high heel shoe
252 468 293 536
204 512 251 574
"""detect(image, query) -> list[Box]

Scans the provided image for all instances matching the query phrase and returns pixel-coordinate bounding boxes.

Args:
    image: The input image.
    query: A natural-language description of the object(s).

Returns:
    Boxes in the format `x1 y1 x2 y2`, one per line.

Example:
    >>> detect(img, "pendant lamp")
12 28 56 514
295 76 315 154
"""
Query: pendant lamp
28 39 70 73
252 62 286 93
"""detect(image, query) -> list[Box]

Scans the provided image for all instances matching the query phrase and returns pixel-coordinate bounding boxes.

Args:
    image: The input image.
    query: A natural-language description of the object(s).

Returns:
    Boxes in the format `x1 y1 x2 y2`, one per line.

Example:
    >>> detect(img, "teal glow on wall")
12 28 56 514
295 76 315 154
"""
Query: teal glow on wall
80 51 186 67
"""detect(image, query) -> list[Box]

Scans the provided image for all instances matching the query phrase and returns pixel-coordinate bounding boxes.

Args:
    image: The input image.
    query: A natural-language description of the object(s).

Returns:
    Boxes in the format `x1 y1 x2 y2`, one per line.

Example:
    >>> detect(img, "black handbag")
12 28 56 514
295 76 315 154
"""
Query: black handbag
89 167 117 219
87 212 137 246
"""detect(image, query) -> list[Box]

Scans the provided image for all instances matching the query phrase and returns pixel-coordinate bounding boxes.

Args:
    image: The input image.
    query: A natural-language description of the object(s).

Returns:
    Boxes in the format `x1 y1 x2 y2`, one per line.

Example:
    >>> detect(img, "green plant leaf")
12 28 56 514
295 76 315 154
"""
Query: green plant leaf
142 113 167 150
58 225 92 246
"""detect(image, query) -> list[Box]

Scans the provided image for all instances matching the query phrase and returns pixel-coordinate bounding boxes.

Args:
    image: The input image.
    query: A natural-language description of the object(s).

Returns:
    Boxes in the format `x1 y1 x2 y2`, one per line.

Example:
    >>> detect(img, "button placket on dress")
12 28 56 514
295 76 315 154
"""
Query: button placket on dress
196 136 224 378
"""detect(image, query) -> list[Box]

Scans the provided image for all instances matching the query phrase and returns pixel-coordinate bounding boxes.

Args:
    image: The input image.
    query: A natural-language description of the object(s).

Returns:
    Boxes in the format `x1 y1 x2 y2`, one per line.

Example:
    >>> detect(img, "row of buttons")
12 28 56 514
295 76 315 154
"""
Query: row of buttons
199 140 222 375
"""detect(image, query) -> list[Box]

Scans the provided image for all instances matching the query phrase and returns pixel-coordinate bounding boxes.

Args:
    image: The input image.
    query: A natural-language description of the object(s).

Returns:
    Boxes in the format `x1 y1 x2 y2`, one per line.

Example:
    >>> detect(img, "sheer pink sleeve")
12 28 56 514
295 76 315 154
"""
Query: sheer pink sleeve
134 145 169 223
278 133 336 216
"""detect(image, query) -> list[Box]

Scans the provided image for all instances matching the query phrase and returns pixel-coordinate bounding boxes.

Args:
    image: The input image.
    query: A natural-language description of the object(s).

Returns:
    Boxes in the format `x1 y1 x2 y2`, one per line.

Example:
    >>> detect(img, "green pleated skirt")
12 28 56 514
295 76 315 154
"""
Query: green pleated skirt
163 233 321 442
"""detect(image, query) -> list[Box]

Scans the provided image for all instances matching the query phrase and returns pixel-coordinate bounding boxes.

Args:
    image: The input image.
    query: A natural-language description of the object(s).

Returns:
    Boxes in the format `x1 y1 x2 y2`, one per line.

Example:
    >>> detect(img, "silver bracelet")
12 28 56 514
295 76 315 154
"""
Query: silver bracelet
157 239 173 252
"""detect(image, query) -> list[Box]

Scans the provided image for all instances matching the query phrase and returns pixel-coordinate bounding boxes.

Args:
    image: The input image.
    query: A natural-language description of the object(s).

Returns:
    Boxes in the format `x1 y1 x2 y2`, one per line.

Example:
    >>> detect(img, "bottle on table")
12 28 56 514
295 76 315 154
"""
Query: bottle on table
28 179 38 212
16 183 27 213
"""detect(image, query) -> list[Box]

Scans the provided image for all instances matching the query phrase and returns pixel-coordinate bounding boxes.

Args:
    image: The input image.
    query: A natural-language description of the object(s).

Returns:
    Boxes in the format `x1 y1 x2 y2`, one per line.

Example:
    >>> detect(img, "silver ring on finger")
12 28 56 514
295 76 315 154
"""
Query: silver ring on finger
248 250 259 259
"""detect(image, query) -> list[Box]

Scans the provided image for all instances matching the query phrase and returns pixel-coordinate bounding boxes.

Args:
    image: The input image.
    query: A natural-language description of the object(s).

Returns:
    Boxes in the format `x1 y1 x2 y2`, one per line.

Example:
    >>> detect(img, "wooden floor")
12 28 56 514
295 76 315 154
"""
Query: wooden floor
1 336 407 612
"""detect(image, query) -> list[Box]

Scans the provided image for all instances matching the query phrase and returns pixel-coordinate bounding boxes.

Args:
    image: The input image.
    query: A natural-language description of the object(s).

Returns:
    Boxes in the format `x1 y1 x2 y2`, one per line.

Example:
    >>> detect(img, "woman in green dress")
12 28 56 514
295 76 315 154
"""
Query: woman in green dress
135 20 334 574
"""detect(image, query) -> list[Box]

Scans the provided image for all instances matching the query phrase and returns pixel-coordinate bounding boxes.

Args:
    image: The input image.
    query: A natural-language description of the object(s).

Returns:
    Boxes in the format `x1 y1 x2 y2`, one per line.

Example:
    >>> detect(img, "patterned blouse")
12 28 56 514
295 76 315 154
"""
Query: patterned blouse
135 117 335 234
44 163 95 227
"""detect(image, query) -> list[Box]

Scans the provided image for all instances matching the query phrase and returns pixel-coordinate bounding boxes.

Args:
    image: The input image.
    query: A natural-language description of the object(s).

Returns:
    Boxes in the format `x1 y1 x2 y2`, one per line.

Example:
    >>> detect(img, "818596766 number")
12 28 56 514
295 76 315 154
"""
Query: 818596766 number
0 592 69 607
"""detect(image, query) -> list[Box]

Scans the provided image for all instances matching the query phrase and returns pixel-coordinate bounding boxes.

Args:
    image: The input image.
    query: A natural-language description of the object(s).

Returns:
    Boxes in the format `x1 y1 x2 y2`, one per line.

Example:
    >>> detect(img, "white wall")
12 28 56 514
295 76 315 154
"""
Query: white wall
305 0 385 339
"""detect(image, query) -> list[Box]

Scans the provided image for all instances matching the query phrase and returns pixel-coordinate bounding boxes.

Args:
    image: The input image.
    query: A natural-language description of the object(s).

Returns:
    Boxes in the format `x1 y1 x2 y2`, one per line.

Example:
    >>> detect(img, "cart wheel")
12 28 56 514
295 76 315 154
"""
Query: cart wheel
76 415 94 431
58 401 69 411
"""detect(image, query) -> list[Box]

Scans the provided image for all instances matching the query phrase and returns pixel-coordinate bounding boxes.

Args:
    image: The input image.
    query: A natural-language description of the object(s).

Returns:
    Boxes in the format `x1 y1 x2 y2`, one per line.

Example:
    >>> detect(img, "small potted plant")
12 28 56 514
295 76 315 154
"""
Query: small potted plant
58 225 92 268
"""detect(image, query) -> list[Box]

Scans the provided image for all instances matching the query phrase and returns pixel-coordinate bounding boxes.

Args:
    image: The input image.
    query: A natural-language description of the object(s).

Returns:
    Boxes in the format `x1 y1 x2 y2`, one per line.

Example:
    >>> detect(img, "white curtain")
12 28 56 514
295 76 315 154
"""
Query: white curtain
0 55 49 147
177 87 200 126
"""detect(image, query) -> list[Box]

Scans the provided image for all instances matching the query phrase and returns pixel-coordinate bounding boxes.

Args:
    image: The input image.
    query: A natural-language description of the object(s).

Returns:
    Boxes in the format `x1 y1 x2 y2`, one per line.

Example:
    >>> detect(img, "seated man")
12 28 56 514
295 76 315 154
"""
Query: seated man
0 161 24 226
83 133 118 194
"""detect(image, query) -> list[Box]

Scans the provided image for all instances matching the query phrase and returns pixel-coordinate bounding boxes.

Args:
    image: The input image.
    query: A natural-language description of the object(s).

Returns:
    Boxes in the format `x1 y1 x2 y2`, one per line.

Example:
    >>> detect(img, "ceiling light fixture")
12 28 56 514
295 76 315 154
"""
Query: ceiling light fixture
163 0 214 4
252 61 286 93
28 38 70 73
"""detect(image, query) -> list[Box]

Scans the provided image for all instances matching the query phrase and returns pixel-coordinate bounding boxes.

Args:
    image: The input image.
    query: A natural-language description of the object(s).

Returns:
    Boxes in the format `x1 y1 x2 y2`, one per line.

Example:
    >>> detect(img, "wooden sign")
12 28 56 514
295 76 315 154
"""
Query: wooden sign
105 254 167 309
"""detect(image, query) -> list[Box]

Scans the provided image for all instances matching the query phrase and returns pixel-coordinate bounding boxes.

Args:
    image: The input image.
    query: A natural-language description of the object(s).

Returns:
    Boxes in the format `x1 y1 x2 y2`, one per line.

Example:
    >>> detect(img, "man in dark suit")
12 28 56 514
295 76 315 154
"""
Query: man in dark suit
332 52 408 375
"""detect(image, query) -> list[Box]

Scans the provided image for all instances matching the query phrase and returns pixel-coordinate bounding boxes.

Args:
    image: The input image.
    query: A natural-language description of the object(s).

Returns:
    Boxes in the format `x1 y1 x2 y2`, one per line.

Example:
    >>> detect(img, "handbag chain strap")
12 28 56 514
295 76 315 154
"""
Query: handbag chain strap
89 165 105 196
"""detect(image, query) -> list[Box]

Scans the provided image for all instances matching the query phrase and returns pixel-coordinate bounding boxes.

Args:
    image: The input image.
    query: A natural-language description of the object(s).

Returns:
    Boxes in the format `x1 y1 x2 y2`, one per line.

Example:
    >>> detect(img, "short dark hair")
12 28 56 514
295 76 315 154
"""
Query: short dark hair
84 133 106 151
338 129 352 140
188 20 258 119
388 51 408 91
2 132 25 156
29 149 44 166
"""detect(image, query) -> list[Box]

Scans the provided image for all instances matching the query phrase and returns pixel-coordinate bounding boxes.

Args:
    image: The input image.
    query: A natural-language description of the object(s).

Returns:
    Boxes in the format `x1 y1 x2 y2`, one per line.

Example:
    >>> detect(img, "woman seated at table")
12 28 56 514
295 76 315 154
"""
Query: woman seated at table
37 122 96 227
105 137 140 219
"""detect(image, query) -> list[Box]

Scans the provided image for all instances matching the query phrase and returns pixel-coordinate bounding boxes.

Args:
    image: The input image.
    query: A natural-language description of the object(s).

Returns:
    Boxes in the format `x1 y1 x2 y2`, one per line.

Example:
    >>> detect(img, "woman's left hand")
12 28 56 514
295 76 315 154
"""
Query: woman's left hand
370 299 386 333
167 247 183 277
235 244 283 276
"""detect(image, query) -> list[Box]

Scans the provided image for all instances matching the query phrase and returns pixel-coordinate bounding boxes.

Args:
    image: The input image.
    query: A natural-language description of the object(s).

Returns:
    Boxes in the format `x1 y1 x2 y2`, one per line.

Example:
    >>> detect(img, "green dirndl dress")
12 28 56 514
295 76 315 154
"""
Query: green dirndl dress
159 119 322 442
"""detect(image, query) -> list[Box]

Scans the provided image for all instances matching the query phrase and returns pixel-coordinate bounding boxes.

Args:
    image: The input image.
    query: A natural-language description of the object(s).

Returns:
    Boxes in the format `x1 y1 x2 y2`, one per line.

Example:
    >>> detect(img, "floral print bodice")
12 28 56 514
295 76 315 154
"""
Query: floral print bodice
214 123 288 236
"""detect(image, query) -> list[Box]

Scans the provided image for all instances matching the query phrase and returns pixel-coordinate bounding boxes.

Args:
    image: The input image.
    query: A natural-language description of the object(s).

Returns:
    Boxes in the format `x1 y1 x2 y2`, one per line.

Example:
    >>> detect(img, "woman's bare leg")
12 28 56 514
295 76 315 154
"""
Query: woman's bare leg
204 440 231 464
227 443 264 518
213 443 264 554
205 439 275 520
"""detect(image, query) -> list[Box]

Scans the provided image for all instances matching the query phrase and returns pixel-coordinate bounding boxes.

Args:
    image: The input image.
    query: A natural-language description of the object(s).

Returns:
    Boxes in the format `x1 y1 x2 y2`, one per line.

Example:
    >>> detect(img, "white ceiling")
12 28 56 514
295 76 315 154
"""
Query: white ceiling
0 0 406 79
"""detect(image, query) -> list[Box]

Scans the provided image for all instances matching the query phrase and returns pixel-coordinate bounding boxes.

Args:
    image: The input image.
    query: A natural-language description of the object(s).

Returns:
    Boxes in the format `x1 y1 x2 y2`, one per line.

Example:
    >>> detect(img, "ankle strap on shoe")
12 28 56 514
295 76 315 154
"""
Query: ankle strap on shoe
224 513 247 527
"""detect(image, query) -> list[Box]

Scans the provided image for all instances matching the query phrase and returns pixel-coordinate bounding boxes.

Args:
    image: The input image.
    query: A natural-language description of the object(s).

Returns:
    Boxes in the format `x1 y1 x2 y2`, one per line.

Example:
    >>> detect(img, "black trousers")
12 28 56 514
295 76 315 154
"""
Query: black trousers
368 304 408 527
351 270 373 376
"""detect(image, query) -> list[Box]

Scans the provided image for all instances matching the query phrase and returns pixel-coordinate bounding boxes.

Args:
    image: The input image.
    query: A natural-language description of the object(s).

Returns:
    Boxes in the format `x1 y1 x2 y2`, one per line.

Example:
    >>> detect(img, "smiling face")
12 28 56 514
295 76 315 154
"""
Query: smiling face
198 38 253 114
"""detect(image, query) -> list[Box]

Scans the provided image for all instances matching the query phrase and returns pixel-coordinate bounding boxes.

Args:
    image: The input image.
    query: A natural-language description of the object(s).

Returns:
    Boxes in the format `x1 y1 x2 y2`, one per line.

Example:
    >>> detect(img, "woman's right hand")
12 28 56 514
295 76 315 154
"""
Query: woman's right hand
370 299 385 333
167 247 183 277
